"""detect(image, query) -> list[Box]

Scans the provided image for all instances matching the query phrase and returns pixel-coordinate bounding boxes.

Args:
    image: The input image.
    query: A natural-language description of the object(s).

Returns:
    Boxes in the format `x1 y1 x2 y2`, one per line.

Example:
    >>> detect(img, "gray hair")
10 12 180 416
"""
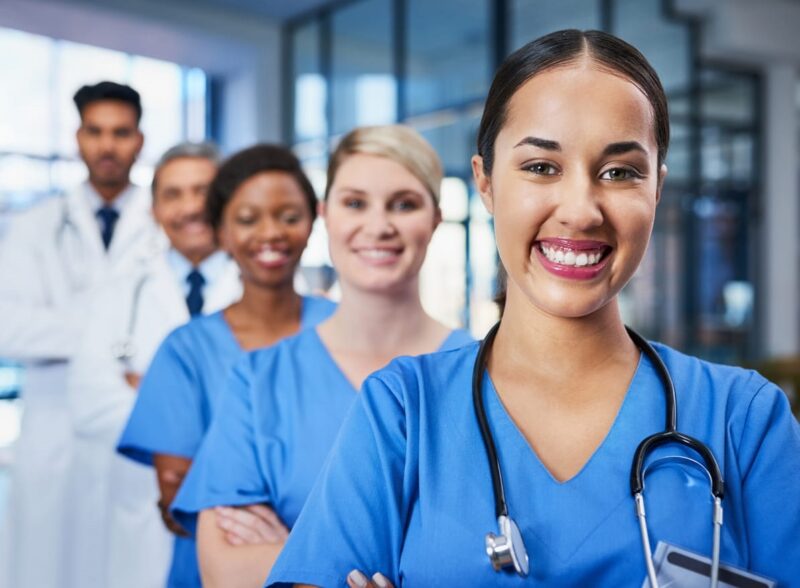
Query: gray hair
151 141 220 194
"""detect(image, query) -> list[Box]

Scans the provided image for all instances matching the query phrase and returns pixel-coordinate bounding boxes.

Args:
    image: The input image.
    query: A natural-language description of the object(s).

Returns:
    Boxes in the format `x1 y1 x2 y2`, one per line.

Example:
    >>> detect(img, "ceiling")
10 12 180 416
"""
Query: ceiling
187 0 338 22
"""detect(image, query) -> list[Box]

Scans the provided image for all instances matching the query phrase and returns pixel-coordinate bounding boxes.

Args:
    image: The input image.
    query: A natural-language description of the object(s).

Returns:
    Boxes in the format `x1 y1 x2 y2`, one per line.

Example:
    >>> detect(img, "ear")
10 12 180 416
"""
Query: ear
317 199 327 219
432 205 442 230
134 130 144 158
655 164 668 205
472 155 494 215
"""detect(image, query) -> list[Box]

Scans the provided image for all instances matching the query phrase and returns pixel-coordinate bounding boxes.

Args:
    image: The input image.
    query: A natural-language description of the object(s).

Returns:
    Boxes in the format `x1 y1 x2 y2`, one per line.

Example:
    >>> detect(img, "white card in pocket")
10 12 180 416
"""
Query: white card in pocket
641 542 776 588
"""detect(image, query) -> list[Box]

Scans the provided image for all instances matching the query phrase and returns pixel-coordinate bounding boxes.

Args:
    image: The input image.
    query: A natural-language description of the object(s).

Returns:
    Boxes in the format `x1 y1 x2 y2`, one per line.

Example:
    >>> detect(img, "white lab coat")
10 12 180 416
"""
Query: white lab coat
0 183 157 588
65 245 241 588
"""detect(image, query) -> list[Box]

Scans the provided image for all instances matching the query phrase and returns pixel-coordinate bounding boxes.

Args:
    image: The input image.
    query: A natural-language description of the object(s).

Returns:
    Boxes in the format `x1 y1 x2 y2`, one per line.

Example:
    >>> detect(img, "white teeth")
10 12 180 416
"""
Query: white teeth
257 249 287 263
360 249 397 259
539 244 606 267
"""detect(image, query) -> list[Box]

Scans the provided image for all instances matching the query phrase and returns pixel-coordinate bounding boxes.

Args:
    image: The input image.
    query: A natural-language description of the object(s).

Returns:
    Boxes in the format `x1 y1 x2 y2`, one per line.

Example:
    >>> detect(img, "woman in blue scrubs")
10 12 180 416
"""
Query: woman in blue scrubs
117 144 335 587
267 31 800 588
171 125 473 587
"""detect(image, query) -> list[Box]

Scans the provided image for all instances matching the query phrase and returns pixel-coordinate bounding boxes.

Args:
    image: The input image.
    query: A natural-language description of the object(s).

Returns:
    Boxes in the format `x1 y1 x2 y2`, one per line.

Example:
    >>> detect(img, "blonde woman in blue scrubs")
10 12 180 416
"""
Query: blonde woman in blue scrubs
171 125 472 588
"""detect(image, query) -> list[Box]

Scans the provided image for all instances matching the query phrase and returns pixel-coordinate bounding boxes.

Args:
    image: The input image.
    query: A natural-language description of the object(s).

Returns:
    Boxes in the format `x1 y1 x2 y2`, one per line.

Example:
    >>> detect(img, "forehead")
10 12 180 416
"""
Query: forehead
157 157 216 186
232 171 305 204
500 63 656 151
334 153 425 194
81 100 138 126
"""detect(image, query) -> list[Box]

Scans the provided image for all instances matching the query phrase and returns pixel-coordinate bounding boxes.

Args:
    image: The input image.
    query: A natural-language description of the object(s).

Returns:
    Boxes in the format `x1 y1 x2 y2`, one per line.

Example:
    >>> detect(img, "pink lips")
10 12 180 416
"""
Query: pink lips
534 238 612 280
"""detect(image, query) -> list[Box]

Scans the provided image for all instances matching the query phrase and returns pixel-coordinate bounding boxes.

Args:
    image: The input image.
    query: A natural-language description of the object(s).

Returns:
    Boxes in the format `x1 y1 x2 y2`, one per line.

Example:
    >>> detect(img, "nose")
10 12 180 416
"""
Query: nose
255 216 287 242
362 207 397 238
553 172 604 231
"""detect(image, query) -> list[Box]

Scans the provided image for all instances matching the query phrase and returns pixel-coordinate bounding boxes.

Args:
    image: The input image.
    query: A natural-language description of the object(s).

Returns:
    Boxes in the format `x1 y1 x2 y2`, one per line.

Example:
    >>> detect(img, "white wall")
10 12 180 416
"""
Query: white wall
0 0 284 152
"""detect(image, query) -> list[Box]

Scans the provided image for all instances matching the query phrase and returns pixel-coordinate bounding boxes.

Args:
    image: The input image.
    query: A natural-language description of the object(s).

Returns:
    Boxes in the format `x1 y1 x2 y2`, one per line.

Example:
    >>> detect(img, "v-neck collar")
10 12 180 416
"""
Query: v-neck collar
306 328 359 395
483 350 648 486
479 349 661 564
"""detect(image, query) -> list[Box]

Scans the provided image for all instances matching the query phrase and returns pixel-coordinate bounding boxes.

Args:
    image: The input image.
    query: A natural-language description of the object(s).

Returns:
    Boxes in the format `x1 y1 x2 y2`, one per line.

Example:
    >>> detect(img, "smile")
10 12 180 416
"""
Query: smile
355 247 402 265
533 238 612 279
255 247 290 267
538 244 604 267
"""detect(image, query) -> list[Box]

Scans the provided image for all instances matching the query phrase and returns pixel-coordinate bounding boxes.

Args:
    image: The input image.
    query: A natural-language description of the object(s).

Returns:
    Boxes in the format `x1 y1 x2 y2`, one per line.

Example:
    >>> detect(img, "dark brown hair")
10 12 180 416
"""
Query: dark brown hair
477 29 669 175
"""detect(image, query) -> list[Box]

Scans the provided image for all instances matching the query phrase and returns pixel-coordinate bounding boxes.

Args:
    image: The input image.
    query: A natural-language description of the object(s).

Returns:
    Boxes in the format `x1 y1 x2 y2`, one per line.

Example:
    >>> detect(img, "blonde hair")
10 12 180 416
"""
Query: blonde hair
325 125 443 205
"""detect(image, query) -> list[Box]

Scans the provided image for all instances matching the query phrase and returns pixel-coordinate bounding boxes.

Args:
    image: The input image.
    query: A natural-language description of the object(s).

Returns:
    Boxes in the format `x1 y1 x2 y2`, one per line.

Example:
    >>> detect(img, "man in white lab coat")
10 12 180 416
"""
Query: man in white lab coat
65 142 241 588
0 82 158 588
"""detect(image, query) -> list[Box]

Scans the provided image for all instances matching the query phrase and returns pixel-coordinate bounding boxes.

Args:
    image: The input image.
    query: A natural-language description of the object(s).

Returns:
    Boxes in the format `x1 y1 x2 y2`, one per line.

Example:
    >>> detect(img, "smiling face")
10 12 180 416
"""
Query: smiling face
473 61 665 319
152 156 218 266
217 171 313 290
323 153 441 296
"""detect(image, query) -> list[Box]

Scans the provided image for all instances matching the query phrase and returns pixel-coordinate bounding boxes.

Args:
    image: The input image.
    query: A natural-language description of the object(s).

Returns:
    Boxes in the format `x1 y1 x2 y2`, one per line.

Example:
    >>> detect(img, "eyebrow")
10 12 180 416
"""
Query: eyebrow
514 136 561 151
514 137 649 158
602 141 648 157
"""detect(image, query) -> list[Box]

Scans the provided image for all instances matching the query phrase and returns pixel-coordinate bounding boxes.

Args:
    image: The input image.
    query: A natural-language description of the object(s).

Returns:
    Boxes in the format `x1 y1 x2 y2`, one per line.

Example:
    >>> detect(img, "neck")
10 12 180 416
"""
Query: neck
322 278 431 354
90 178 128 204
235 280 302 327
492 285 637 383
184 247 218 268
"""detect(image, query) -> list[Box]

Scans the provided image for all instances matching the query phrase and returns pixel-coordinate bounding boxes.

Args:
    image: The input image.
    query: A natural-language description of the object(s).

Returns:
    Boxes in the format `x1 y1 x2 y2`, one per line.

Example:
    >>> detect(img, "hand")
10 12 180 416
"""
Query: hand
346 570 394 588
214 504 289 546
158 499 190 537
124 371 142 389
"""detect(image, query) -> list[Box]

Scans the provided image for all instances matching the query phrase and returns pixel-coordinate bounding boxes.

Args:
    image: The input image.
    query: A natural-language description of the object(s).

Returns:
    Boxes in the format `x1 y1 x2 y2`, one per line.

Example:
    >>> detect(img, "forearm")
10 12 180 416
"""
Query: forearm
198 509 284 588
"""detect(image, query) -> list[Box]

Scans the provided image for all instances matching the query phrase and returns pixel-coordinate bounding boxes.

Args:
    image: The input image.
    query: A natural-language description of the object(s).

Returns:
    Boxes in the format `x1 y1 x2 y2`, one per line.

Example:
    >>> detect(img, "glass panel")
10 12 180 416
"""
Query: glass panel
292 21 327 141
510 0 601 51
420 222 467 327
700 70 757 125
440 177 469 222
331 0 395 135
612 0 690 94
130 56 184 162
0 29 54 156
55 40 130 157
0 155 53 211
414 111 481 177
185 68 208 141
406 0 490 116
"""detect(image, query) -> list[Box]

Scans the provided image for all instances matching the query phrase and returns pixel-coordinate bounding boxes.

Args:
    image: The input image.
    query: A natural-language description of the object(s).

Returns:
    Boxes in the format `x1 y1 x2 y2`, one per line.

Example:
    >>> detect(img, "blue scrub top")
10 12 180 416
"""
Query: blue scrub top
267 342 800 588
172 327 473 530
116 295 335 588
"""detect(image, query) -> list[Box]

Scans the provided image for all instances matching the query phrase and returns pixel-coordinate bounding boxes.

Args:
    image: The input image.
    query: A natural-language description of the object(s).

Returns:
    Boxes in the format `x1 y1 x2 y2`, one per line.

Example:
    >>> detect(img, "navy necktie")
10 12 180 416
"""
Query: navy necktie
186 269 205 317
96 206 119 250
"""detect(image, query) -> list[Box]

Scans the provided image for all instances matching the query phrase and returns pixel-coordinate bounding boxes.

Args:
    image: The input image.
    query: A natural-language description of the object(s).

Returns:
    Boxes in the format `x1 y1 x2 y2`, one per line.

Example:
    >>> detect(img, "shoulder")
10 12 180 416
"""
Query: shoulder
156 312 226 356
363 342 480 410
651 342 773 406
439 328 474 351
244 328 317 375
301 295 337 325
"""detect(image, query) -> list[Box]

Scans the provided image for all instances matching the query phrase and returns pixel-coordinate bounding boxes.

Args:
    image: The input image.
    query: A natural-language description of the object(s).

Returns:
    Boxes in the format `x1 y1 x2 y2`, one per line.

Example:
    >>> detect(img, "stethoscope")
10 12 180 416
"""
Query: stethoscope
473 322 725 587
111 272 150 369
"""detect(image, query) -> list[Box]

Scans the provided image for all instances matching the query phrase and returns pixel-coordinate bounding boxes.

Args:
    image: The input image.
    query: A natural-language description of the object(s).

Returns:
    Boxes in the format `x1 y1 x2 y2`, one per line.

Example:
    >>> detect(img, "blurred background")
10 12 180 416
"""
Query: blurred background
1 0 798 523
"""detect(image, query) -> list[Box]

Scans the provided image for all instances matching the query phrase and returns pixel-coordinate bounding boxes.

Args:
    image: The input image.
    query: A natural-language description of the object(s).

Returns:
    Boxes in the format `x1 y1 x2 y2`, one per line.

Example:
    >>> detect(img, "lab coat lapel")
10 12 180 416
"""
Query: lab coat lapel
108 186 156 266
64 184 105 261
147 253 191 325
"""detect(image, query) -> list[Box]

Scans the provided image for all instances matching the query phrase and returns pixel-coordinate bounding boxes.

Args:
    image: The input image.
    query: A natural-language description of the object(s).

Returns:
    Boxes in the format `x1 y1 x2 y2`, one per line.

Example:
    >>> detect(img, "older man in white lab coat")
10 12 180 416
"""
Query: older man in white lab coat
65 142 241 588
0 82 158 588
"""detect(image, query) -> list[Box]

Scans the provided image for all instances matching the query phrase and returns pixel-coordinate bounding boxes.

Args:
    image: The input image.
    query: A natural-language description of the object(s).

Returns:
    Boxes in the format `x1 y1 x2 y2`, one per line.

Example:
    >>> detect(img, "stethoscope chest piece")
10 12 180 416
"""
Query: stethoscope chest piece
486 514 529 577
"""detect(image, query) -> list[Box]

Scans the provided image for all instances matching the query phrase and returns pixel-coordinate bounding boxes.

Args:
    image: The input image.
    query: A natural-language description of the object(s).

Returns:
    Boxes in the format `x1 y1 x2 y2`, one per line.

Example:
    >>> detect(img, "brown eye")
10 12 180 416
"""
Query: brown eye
524 162 558 176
